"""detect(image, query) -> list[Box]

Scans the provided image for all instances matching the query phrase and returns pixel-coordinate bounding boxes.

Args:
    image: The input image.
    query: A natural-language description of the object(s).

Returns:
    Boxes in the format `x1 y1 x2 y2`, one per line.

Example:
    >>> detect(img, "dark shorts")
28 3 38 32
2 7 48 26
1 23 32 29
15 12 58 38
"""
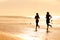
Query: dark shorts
46 20 50 25
36 20 39 23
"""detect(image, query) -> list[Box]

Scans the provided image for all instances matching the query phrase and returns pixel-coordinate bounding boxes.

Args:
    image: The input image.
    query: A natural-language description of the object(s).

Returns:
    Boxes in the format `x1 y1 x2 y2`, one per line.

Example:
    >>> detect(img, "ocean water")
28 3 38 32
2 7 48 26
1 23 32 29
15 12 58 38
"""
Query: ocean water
0 16 60 26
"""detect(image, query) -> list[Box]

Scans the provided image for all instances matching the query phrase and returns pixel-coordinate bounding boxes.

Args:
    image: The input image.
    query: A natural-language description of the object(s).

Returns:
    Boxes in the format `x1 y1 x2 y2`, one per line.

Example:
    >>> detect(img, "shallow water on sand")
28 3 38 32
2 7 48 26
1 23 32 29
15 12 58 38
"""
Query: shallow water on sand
0 16 60 40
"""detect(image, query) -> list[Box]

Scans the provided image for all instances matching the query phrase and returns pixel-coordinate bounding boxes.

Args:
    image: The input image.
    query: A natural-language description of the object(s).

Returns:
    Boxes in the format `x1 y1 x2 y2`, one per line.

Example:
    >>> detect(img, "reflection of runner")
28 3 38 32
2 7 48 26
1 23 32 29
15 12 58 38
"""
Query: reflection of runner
46 12 52 32
35 13 40 31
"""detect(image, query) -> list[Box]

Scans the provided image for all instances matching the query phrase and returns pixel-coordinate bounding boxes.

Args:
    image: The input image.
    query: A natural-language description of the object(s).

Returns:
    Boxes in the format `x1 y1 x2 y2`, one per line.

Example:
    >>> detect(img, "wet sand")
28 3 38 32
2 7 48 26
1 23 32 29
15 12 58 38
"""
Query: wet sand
0 31 23 40
0 23 60 40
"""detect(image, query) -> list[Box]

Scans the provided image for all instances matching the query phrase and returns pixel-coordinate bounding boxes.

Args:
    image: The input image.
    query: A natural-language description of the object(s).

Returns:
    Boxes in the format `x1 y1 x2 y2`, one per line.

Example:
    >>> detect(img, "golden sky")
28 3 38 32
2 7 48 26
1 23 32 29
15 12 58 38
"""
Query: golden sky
0 0 60 16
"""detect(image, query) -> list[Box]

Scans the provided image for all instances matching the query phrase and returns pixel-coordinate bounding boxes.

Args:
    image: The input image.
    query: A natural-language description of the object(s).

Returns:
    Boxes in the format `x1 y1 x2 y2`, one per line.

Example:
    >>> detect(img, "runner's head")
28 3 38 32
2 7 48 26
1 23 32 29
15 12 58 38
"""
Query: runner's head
47 12 49 15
